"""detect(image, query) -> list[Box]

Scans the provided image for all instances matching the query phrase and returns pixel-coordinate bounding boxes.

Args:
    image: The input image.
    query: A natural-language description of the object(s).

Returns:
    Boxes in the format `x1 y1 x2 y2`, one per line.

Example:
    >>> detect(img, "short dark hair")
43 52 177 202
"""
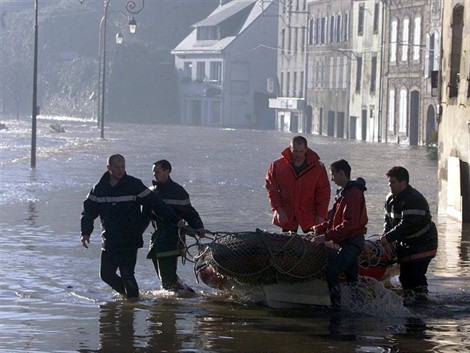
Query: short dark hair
291 135 308 147
330 159 351 178
386 166 409 183
108 154 125 166
153 159 172 172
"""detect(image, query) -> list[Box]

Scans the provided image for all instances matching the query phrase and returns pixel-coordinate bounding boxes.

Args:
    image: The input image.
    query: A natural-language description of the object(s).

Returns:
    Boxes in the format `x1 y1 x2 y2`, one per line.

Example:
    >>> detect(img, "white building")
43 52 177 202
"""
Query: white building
348 1 384 142
171 0 278 128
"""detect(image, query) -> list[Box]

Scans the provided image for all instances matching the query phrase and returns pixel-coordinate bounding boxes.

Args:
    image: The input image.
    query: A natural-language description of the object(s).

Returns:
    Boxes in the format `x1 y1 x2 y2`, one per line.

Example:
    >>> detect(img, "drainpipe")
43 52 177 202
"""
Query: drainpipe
378 0 387 143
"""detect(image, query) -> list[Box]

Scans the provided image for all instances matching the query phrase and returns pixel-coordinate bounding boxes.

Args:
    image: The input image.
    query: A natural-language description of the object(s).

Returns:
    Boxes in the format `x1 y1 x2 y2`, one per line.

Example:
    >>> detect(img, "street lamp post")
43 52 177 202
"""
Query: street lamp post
31 0 39 168
97 0 144 139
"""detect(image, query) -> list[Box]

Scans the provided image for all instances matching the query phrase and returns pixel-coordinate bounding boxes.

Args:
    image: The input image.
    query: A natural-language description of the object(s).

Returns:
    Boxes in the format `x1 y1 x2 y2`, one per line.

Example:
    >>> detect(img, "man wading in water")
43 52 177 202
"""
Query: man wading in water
80 154 183 298
145 159 205 294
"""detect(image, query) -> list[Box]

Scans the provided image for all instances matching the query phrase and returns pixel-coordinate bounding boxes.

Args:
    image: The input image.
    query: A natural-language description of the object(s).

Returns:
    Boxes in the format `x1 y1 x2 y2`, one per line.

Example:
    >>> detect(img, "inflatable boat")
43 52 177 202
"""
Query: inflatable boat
190 229 398 308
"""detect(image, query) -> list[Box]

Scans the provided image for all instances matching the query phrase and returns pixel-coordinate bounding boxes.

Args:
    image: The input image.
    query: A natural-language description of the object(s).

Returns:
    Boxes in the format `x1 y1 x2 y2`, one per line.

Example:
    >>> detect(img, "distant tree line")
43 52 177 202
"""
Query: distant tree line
0 0 219 123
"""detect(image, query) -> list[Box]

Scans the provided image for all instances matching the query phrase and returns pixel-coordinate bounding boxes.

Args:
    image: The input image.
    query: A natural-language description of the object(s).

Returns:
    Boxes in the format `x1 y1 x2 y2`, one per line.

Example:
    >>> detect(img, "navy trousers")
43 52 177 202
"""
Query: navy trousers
100 248 139 298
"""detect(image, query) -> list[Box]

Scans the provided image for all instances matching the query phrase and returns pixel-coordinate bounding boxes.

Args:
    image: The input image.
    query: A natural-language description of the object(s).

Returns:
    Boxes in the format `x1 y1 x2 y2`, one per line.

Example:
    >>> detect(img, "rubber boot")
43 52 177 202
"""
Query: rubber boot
329 284 341 312
403 289 416 306
414 286 429 302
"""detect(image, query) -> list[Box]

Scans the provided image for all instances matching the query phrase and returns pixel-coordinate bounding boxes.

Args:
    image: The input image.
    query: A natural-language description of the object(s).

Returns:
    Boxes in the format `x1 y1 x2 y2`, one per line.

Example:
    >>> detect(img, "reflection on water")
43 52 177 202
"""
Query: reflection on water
1 119 469 352
25 201 37 226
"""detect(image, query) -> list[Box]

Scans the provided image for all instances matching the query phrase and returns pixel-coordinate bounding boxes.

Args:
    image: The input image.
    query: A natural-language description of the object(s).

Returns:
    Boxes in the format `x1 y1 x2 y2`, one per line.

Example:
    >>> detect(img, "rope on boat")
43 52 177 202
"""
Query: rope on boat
185 228 330 285
359 235 397 270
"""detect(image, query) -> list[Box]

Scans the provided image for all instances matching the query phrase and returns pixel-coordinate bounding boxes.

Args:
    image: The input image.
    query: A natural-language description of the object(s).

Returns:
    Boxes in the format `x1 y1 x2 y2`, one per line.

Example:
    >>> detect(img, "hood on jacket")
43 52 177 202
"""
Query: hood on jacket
335 177 367 200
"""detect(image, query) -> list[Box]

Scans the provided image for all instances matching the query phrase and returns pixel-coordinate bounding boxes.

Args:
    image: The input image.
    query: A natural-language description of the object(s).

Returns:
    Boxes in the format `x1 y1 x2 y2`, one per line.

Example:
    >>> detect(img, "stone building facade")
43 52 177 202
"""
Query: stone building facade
381 0 441 146
438 0 470 225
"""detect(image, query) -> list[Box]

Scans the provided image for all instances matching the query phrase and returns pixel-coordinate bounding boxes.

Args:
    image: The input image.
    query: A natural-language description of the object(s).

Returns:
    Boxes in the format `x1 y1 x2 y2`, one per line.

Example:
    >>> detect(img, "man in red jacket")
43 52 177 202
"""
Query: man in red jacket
311 159 368 311
265 136 330 233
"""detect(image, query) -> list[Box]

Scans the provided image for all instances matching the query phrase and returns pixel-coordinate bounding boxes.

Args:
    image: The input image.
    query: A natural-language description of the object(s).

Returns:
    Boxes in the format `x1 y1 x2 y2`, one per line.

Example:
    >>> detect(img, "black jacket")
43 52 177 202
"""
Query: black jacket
81 172 179 251
145 177 204 257
383 185 438 262
149 177 204 231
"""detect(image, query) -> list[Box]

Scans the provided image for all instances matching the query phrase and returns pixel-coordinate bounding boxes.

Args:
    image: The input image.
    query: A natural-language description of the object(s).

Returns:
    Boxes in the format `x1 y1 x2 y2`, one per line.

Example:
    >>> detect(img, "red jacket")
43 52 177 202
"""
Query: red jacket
315 179 368 244
265 147 331 231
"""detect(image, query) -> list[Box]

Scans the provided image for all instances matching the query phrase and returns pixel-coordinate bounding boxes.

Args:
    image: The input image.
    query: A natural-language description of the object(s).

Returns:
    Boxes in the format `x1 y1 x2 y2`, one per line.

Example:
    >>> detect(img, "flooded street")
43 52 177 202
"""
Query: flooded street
0 118 469 352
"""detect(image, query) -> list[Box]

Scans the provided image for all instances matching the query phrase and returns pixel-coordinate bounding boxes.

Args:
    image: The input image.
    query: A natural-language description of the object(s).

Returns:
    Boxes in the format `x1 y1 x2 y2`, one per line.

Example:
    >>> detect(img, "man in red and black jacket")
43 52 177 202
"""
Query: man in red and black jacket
311 159 368 311
380 166 438 306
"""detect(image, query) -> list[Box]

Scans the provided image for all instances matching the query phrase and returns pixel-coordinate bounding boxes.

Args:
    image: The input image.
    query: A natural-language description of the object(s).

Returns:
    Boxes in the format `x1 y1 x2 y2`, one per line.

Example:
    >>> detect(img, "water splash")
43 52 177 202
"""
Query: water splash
342 277 410 317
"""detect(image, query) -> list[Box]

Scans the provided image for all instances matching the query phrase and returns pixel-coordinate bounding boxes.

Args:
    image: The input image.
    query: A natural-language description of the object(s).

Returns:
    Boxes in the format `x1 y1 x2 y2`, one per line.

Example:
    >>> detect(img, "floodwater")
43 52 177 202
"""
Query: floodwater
0 117 469 353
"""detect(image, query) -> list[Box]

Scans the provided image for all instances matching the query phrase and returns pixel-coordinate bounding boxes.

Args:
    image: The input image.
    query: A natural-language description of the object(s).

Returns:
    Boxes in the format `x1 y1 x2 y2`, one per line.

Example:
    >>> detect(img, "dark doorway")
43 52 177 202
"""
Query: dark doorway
410 90 420 145
327 111 335 136
426 105 436 142
361 109 367 141
350 116 357 139
319 108 324 135
290 114 299 132
306 105 312 133
337 112 345 138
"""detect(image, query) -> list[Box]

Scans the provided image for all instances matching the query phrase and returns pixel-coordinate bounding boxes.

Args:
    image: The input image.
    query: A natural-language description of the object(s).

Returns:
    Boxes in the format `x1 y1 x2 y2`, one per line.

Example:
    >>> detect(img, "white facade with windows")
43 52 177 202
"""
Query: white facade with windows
172 0 278 128
381 0 441 146
348 0 385 142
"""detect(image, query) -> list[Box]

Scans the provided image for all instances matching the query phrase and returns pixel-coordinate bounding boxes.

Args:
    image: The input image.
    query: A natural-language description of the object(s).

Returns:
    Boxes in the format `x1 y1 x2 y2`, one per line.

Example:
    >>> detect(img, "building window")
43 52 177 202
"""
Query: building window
301 26 306 52
209 61 222 84
342 56 347 89
280 72 284 96
390 19 398 63
355 56 362 92
336 56 341 89
294 27 298 52
197 26 219 40
449 5 464 98
321 17 326 44
300 71 304 97
401 18 409 62
316 17 321 44
309 18 315 45
286 71 290 96
370 56 377 93
281 29 285 50
373 2 379 33
196 62 205 81
288 27 292 52
343 13 349 42
329 57 334 89
336 14 341 42
358 4 364 36
399 88 407 133
413 17 421 61
330 15 335 43
293 71 297 97
388 89 395 131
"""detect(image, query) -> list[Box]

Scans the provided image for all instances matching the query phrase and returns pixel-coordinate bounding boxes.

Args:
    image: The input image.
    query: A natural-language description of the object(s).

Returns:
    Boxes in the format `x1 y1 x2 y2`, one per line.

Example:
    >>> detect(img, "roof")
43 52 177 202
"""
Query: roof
172 0 273 55
192 1 257 27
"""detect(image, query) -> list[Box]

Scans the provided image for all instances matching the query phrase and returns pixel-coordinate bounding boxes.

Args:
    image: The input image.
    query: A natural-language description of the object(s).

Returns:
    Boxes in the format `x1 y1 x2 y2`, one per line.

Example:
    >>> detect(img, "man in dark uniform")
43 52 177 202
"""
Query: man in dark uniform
146 159 205 293
80 154 183 298
380 166 438 306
